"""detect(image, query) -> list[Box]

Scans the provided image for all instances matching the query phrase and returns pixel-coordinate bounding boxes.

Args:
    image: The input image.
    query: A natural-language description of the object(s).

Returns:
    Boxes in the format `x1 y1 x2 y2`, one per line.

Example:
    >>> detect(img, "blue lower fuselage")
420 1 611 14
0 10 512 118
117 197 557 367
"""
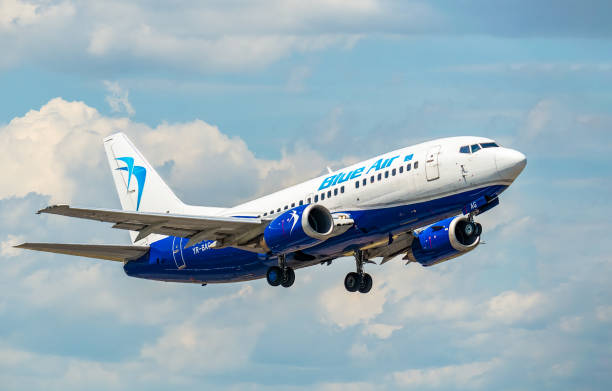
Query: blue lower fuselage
124 185 507 284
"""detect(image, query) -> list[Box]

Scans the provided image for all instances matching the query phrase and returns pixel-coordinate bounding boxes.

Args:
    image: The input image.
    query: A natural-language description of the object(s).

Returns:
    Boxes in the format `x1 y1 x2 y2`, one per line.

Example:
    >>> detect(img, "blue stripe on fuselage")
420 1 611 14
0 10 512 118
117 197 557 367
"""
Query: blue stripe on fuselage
124 184 507 284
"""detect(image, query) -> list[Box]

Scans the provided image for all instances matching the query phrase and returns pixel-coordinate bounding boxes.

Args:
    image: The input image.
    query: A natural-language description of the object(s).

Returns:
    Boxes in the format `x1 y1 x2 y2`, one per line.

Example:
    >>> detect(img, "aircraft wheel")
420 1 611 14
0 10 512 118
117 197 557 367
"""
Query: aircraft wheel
281 268 295 288
463 221 476 236
358 273 373 294
267 266 282 287
475 223 483 236
344 272 360 292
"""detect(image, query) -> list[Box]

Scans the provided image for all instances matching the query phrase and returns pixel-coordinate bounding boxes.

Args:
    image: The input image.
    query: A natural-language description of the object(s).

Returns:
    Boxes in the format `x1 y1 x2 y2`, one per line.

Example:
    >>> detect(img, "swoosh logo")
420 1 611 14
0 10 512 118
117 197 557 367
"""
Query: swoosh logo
289 210 299 235
116 157 147 211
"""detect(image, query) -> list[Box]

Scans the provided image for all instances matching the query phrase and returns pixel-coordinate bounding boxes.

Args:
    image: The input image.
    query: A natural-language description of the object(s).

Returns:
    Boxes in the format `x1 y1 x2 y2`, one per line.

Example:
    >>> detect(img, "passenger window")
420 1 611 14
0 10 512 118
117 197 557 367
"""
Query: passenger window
314 195 318 202
307 198 311 204
327 190 332 198
341 186 345 193
392 168 396 176
399 166 403 174
460 145 470 154
370 176 374 183
334 188 338 196
362 178 367 186
378 173 382 181
277 208 281 212
406 163 411 171
263 212 267 216
384 171 389 178
299 200 303 206
481 142 499 148
291 203 295 208
284 205 288 210
270 210 274 215
414 161 419 169
321 193 325 200
355 181 360 189
471 144 481 153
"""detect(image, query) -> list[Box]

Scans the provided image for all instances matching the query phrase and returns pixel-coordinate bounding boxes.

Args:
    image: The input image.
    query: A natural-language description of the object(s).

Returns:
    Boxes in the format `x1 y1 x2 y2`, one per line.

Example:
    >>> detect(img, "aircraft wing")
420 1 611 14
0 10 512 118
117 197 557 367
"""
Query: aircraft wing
15 243 149 262
38 205 269 251
364 231 416 264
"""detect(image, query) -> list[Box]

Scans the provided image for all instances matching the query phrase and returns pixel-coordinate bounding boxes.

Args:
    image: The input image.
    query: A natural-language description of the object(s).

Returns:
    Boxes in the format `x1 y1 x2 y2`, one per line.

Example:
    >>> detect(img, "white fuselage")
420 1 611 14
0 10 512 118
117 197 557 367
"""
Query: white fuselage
222 136 521 219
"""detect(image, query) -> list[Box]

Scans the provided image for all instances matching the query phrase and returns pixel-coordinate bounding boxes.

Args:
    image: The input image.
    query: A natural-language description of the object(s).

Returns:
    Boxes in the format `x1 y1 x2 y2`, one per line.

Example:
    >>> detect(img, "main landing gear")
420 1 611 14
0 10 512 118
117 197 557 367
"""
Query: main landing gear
266 254 295 288
344 250 373 294
465 212 483 237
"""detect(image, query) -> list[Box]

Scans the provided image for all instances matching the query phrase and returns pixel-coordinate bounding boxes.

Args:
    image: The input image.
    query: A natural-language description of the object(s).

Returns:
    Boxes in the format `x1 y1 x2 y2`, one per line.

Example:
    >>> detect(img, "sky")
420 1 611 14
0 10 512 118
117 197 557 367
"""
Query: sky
1 1 611 390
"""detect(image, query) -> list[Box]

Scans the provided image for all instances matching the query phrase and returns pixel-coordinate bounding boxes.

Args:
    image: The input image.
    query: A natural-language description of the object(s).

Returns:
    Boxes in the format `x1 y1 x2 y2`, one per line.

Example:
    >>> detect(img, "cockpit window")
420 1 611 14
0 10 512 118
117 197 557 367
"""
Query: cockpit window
471 144 481 153
460 145 470 154
481 142 499 148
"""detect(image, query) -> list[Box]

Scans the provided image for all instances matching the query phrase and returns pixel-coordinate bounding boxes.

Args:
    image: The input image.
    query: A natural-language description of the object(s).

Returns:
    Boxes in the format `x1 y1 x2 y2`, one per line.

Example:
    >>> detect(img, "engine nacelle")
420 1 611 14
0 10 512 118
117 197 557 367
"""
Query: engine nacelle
262 204 334 254
405 216 481 267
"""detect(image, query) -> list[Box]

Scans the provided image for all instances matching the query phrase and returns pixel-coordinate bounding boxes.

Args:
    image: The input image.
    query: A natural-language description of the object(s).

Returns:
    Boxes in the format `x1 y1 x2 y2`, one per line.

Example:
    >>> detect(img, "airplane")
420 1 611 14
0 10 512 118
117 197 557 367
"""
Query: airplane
17 133 526 294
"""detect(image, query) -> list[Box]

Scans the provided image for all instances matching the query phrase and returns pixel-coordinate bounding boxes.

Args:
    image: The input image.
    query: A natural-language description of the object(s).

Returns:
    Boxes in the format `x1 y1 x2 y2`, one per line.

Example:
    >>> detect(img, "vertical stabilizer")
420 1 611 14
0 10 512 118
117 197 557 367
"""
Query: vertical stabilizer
104 133 186 244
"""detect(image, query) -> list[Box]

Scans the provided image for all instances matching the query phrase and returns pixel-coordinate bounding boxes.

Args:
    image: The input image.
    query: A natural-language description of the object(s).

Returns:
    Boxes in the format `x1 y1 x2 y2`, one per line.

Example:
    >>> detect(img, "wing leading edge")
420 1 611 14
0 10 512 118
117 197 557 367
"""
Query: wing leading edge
37 205 269 252
15 243 149 262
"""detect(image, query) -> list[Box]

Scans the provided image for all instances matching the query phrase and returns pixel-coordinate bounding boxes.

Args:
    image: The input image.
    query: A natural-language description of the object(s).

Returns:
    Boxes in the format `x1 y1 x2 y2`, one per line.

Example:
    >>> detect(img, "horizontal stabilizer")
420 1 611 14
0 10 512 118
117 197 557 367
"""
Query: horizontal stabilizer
15 243 149 262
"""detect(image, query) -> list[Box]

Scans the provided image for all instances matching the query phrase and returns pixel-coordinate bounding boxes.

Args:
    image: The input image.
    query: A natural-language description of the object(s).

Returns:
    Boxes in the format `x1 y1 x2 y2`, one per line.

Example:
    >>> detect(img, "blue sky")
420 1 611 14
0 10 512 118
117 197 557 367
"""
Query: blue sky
1 1 611 390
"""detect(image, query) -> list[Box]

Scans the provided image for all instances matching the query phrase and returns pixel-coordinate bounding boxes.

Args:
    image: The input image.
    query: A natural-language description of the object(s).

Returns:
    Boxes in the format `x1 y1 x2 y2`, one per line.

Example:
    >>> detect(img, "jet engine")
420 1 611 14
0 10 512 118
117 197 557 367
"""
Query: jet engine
262 204 334 254
405 216 481 267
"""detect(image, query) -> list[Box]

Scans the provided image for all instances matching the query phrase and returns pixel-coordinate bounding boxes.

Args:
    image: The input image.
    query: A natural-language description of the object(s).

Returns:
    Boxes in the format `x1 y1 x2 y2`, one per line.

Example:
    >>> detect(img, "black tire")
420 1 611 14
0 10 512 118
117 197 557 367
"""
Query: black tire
344 272 359 292
281 268 295 288
475 223 483 236
358 273 373 294
266 266 282 287
464 222 476 236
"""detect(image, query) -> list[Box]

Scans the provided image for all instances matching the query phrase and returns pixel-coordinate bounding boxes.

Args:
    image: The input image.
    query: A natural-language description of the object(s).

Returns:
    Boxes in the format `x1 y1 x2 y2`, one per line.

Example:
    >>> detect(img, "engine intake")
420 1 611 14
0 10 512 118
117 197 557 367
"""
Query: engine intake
406 216 481 267
262 204 334 254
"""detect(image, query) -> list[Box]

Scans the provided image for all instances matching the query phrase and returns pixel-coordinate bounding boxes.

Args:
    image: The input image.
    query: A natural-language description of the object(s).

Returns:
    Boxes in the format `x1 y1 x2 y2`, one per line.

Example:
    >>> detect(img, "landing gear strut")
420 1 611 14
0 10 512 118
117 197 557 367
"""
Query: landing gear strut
344 250 373 294
266 254 295 288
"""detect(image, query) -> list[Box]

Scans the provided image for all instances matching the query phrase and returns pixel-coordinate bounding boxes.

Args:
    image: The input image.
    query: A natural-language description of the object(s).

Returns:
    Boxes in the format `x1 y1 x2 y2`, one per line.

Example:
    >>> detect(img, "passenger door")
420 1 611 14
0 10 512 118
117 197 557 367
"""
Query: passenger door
425 146 441 181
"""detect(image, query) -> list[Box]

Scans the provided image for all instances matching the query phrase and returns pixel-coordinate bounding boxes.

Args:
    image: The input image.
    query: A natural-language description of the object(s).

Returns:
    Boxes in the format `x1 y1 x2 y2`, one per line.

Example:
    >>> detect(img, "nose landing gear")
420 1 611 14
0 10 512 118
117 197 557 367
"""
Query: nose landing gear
266 254 295 288
344 250 374 294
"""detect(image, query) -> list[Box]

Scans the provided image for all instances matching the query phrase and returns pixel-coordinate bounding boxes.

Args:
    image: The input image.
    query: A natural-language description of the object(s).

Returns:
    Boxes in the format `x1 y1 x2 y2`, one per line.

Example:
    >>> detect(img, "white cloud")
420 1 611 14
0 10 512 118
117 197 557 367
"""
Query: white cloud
393 359 500 389
0 97 331 206
362 323 402 339
400 297 472 321
559 316 583 333
1 234 24 257
522 99 557 140
0 0 74 31
286 65 312 93
104 81 135 116
348 342 370 358
318 284 387 328
443 62 612 75
486 291 545 324
140 321 263 374
596 305 612 322
317 382 377 391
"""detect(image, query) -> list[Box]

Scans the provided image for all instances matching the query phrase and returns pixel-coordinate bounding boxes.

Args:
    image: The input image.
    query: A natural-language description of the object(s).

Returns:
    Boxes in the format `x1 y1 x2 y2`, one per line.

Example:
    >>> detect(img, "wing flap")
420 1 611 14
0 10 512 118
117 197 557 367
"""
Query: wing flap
15 243 149 262
365 232 415 264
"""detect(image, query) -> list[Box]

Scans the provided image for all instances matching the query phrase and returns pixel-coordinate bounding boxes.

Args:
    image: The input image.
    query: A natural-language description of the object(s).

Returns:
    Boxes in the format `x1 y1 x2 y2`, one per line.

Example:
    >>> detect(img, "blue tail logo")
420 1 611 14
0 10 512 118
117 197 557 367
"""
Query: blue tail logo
116 157 147 211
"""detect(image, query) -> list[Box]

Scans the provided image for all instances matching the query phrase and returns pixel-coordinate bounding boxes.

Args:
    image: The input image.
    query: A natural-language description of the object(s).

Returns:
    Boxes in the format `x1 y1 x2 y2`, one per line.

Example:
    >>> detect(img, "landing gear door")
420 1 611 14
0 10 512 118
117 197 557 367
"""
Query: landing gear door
426 145 441 181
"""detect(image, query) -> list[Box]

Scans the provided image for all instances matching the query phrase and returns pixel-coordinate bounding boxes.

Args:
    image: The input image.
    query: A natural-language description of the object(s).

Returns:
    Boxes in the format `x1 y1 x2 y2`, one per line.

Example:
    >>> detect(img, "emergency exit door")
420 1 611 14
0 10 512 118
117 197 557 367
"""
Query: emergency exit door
425 146 441 181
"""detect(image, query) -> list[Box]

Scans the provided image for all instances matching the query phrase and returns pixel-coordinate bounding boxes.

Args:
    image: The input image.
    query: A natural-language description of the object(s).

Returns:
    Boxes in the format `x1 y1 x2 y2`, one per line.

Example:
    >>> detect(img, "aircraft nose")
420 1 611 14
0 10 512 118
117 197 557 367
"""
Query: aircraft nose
495 148 527 181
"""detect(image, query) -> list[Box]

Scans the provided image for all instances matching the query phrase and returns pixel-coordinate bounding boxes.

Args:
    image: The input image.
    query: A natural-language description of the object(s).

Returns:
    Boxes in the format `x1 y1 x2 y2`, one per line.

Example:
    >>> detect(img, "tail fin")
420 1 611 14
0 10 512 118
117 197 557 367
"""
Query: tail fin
104 132 184 215
104 132 228 244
